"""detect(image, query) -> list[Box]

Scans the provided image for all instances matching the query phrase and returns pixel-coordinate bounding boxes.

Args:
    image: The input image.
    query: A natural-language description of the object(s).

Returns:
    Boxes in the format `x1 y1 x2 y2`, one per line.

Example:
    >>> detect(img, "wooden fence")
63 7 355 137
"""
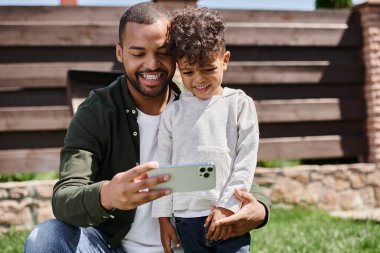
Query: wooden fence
0 6 367 173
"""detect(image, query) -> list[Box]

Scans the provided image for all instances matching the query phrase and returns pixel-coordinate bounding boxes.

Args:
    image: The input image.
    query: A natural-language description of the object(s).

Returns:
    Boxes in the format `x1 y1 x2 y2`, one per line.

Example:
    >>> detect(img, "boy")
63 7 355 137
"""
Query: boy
152 7 260 253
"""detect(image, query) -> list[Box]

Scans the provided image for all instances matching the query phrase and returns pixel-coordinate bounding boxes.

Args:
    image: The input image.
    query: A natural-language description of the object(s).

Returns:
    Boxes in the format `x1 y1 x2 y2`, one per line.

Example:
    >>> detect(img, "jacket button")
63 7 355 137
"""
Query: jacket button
133 132 138 136
125 109 129 113
132 110 136 114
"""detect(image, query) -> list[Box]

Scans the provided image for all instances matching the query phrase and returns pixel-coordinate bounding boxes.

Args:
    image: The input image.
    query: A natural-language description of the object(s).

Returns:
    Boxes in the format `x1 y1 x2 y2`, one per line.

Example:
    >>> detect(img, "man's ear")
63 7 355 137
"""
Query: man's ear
116 42 123 63
223 51 231 71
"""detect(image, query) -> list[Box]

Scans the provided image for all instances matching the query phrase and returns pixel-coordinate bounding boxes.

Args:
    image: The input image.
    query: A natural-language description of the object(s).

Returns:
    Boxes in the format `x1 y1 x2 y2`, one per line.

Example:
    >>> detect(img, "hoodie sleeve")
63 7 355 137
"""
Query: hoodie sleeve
217 94 260 213
152 105 174 218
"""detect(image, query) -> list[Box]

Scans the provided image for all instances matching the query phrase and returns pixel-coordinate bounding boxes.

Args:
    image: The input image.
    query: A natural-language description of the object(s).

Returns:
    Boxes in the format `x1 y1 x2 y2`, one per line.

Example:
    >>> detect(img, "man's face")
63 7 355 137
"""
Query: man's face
177 51 230 100
116 18 175 98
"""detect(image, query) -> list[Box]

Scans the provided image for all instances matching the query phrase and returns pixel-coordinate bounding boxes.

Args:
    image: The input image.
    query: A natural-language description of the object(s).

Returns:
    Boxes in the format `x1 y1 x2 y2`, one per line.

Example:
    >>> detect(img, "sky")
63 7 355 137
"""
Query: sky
0 0 367 11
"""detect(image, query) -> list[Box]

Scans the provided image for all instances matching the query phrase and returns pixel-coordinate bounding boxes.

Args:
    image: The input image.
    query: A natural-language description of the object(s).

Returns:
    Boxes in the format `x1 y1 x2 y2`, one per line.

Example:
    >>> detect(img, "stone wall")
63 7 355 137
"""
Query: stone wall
256 163 380 211
0 180 55 233
1 163 379 231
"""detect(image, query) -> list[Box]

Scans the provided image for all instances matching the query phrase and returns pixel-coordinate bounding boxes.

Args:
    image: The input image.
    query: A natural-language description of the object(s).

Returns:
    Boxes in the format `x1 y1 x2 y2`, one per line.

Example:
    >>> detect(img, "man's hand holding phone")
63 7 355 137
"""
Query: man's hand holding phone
100 161 171 211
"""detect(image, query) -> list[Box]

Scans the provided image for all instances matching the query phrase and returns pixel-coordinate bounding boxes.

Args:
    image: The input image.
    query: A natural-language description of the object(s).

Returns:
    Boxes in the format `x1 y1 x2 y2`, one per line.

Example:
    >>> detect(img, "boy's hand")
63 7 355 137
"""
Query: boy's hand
205 207 233 241
159 217 181 253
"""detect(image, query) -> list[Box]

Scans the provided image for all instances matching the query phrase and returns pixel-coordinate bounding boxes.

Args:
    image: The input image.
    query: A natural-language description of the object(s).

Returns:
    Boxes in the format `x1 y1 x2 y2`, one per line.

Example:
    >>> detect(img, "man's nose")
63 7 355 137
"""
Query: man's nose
144 55 160 70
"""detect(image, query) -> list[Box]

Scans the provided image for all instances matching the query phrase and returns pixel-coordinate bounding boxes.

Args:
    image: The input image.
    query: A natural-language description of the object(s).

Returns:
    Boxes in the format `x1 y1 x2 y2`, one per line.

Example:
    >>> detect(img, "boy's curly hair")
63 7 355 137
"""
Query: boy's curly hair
167 7 226 66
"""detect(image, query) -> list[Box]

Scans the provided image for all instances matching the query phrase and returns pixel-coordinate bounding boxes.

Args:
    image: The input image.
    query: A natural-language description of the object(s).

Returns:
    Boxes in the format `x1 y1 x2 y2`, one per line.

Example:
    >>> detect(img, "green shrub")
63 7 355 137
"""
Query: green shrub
316 0 353 9
0 171 58 182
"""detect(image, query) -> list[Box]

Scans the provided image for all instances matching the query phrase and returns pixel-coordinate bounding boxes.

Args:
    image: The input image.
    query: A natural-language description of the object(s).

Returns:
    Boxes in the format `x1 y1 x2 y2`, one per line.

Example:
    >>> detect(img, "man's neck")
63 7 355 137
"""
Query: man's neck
128 84 170 116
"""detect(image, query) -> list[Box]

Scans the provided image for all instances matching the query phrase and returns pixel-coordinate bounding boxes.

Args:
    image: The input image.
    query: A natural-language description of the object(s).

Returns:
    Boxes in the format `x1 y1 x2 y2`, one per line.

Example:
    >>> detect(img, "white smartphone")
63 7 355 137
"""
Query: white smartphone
147 162 216 192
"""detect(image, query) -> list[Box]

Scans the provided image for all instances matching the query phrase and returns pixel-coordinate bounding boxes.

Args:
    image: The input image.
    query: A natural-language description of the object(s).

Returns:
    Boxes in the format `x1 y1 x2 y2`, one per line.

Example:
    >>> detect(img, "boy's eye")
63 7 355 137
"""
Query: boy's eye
182 71 193 75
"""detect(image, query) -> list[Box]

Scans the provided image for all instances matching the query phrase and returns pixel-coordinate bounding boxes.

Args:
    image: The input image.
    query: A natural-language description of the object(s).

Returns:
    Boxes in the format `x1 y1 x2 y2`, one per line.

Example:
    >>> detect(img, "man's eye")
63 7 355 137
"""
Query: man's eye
204 68 216 73
182 72 192 75
131 54 144 57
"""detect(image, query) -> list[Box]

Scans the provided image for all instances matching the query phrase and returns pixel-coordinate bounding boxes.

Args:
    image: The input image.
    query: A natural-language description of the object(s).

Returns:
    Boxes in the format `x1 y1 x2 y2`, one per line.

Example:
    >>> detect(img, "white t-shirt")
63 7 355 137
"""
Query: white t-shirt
121 93 182 253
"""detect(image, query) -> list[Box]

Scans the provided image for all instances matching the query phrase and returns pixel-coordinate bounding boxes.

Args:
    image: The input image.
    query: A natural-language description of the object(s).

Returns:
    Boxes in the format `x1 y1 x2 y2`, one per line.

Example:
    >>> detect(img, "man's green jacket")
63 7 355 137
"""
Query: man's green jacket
52 75 271 248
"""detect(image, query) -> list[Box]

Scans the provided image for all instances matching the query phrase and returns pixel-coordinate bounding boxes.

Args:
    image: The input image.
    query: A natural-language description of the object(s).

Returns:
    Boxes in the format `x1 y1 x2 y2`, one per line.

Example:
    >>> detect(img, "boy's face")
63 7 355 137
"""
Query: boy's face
116 18 176 99
177 51 230 100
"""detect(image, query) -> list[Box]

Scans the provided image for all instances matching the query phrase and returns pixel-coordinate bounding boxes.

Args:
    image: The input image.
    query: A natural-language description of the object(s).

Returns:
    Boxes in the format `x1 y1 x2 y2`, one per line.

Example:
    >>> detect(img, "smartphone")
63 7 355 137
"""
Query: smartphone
147 162 216 192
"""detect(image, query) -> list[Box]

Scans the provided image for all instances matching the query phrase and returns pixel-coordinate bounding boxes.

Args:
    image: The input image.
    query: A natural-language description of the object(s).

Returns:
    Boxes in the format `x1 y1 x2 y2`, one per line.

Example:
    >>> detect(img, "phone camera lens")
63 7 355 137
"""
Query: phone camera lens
207 167 213 172
204 173 209 178
200 167 206 172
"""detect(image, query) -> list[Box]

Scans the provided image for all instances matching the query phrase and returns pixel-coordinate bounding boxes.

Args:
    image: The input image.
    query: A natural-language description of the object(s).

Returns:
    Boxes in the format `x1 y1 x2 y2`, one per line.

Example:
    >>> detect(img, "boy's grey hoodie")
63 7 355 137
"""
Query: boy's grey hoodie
152 87 259 217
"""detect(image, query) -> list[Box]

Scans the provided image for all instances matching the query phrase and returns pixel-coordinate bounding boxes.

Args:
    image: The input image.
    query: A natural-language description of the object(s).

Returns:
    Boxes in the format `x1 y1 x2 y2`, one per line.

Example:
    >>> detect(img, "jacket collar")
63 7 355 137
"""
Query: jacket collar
121 75 181 119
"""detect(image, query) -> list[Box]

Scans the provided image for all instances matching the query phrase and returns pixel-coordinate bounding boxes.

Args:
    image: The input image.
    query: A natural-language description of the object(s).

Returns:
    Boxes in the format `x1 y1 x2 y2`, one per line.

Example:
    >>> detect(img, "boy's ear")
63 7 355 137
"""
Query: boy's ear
223 51 231 71
116 42 123 63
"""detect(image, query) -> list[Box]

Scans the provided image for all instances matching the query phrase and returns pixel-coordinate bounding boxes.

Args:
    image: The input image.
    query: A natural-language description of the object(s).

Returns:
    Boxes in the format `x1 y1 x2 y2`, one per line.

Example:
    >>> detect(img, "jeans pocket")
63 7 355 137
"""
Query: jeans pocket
174 217 182 225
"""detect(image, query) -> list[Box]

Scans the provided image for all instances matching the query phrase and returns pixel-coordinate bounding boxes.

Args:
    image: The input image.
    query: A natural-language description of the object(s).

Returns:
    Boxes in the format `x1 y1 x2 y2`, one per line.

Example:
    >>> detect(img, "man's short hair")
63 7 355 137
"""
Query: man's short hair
167 7 226 66
119 1 171 43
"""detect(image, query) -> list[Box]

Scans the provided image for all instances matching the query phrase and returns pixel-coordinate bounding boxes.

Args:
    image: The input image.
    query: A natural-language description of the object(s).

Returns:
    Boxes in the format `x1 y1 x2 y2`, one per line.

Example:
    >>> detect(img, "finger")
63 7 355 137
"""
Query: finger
234 188 254 204
170 233 181 248
162 237 173 253
210 225 222 241
216 226 227 241
129 173 170 193
206 221 216 239
204 212 214 228
128 189 170 206
223 225 232 240
214 212 242 227
124 161 159 182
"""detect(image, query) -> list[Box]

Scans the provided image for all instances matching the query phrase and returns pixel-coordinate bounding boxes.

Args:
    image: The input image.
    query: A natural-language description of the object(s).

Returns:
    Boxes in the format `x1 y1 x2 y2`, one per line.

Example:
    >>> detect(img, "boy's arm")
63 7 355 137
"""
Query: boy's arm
152 106 174 218
216 96 259 213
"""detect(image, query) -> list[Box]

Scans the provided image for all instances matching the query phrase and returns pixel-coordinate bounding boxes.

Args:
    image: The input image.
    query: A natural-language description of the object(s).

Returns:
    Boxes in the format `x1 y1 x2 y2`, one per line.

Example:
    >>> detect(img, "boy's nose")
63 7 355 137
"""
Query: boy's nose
195 74 205 83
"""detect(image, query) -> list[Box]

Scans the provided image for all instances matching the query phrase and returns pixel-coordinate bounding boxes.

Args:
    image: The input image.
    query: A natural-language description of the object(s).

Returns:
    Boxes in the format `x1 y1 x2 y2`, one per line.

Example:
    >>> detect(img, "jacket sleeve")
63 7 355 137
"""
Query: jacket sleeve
217 96 260 213
52 93 111 227
151 106 174 218
250 181 272 228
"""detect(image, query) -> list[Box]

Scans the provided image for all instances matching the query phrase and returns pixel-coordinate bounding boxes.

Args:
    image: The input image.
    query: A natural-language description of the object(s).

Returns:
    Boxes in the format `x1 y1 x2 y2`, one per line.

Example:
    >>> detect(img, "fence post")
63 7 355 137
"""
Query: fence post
359 1 380 163
60 0 77 5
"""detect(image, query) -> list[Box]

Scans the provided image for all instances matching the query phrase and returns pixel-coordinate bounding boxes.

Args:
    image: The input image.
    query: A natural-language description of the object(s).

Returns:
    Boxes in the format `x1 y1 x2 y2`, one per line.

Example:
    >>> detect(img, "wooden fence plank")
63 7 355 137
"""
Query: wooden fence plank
0 62 116 88
0 131 66 150
0 88 67 106
225 62 363 84
255 98 365 123
0 24 361 47
0 7 357 25
1 61 361 88
0 106 71 131
0 148 60 174
237 84 364 100
0 6 125 22
258 135 366 160
260 121 365 138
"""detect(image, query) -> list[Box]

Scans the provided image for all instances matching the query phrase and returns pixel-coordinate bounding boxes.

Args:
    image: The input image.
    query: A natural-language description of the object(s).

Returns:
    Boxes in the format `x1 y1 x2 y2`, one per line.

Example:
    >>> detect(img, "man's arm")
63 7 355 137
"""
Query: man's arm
52 93 170 227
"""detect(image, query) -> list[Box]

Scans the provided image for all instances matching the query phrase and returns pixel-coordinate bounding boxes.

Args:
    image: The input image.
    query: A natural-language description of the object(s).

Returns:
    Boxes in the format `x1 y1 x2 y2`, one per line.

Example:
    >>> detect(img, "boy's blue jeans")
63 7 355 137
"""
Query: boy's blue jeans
174 216 250 253
24 219 126 253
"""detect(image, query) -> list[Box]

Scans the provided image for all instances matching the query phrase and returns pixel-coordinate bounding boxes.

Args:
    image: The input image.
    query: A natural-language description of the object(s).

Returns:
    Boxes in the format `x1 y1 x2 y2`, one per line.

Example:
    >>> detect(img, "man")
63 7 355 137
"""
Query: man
24 2 271 252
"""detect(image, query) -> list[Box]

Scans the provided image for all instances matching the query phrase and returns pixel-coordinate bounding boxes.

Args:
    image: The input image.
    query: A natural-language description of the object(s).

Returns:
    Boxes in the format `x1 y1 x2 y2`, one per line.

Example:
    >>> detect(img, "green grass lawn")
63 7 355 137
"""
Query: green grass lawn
251 206 380 253
1 206 379 253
